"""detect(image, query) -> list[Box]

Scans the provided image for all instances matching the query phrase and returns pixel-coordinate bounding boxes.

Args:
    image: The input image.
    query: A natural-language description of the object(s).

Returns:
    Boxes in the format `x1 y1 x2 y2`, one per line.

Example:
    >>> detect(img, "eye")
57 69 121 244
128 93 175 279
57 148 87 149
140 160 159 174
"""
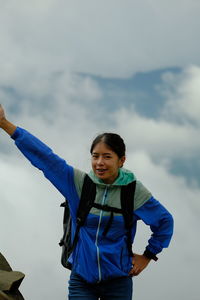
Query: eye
104 155 112 159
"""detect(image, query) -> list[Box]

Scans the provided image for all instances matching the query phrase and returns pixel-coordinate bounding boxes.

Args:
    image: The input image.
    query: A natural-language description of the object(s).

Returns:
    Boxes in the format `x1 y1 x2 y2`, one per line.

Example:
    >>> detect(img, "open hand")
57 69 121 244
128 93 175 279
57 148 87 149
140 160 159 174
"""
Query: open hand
129 253 151 276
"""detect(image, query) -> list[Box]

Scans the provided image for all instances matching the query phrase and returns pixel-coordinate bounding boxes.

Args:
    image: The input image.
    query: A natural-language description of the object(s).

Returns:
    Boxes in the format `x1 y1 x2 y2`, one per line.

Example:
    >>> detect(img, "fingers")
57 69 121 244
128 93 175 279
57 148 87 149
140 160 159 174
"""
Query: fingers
129 261 141 276
129 255 140 276
129 254 151 277
129 265 141 277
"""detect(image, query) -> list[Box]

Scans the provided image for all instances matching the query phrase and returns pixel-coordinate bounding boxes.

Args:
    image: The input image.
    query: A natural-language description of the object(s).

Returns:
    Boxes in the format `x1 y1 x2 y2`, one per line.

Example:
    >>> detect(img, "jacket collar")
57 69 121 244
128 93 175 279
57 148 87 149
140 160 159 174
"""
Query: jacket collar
88 168 136 187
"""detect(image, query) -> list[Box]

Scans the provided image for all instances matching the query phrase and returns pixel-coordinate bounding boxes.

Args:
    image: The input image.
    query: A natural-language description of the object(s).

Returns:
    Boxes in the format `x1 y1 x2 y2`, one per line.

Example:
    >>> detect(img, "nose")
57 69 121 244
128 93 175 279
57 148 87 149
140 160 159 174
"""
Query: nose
96 156 104 165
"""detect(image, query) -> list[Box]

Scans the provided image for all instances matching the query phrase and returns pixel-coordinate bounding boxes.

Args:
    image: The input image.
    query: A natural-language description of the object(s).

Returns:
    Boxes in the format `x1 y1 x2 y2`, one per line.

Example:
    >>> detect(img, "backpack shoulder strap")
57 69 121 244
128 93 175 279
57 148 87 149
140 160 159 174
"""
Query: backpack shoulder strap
70 174 96 251
76 174 96 225
120 180 136 256
121 180 136 228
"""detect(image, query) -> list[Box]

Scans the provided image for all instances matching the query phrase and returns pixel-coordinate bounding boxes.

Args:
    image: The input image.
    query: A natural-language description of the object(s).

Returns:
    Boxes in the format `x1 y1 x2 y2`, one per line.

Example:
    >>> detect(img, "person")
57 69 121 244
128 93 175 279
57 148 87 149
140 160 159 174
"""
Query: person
0 104 174 300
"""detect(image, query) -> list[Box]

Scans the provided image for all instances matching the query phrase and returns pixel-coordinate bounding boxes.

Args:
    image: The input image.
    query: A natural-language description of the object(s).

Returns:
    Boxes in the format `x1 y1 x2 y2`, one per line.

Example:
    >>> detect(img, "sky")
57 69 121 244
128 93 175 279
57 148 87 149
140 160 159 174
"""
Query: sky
0 1 200 299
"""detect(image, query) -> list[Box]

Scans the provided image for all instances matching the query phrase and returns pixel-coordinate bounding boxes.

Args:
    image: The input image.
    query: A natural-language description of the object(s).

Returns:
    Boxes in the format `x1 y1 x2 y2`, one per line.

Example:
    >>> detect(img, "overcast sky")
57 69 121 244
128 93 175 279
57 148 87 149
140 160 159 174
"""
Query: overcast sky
0 1 200 300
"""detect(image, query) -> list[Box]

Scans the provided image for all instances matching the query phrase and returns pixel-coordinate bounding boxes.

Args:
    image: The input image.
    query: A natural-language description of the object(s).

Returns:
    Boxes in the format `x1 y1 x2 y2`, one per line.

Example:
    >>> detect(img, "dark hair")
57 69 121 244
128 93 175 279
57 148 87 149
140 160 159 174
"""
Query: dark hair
90 133 126 158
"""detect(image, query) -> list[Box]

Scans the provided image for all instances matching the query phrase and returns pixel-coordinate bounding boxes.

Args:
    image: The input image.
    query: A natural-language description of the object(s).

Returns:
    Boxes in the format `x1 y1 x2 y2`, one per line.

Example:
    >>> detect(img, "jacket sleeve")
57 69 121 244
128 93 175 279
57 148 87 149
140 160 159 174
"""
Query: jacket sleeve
11 127 75 200
134 196 174 258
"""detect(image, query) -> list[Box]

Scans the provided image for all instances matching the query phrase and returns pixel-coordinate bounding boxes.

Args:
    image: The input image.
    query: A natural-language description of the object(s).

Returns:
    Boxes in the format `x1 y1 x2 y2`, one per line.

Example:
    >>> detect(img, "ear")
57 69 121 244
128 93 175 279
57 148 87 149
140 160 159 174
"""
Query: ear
119 156 126 168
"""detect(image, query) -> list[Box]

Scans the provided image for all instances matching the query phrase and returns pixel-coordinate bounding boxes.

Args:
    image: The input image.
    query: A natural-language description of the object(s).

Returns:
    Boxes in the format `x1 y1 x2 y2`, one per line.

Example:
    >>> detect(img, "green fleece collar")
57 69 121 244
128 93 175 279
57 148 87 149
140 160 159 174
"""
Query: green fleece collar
88 168 136 187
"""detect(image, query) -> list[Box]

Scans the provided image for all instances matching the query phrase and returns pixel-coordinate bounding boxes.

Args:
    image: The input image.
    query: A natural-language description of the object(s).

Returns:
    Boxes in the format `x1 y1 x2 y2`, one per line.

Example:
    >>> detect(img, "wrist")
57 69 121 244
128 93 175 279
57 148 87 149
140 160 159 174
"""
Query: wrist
143 249 158 261
0 117 7 128
0 119 17 136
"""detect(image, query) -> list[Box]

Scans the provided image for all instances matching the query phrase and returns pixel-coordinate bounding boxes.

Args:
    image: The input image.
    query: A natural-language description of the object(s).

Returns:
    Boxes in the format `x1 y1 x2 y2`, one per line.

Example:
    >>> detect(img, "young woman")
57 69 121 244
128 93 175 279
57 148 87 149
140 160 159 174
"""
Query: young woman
0 104 174 300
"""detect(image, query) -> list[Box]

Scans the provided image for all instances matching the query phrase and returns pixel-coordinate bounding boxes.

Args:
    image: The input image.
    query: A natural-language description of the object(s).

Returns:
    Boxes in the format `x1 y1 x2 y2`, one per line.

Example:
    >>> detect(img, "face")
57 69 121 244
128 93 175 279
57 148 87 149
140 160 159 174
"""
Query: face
91 142 126 184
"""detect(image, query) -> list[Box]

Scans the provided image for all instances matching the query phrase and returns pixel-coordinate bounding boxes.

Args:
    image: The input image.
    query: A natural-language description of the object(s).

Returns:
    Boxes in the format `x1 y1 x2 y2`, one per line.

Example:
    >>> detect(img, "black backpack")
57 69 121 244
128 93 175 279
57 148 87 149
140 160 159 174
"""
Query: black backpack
59 174 136 270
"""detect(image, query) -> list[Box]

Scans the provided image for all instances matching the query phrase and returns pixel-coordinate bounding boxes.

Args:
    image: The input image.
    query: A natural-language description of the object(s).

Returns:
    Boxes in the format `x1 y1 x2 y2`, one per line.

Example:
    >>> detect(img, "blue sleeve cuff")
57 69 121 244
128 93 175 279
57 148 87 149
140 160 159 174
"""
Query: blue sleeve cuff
143 249 158 261
11 127 20 140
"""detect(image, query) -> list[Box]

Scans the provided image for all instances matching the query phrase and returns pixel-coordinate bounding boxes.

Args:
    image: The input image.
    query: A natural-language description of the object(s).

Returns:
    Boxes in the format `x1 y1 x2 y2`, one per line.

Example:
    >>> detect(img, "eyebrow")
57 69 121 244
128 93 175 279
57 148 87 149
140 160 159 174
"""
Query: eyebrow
92 152 112 155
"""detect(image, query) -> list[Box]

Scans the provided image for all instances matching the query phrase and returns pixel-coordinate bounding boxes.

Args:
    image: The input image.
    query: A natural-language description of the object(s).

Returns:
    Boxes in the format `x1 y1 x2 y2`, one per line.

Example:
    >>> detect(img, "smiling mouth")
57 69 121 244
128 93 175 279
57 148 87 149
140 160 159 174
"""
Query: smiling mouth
96 169 107 175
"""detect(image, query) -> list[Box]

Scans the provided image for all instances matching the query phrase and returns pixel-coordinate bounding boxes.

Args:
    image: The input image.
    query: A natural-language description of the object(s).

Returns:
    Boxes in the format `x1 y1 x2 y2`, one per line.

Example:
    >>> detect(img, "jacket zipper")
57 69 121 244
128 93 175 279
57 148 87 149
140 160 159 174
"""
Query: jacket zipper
95 187 108 283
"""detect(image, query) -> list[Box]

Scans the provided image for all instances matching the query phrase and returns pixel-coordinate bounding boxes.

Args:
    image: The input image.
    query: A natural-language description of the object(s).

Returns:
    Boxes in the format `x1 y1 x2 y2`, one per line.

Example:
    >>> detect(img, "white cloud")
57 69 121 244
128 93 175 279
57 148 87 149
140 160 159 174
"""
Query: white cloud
0 157 69 299
112 107 200 165
128 151 200 300
0 0 200 78
1 69 102 161
161 65 200 126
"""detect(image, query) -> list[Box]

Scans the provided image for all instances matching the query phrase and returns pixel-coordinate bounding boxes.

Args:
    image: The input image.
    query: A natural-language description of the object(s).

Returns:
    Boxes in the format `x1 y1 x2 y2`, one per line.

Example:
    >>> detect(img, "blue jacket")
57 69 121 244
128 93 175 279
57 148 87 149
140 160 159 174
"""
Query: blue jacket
11 127 174 283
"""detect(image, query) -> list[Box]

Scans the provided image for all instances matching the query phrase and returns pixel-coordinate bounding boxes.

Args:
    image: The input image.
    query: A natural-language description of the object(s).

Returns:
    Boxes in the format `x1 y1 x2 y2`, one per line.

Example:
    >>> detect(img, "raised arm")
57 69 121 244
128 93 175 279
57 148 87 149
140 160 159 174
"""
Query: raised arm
0 104 17 135
0 104 79 201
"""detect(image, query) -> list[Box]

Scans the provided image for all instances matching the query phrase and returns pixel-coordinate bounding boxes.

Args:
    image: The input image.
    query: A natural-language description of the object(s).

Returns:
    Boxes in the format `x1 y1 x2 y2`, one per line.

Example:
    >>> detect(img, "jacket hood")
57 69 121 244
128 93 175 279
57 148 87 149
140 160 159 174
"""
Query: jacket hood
88 168 136 187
